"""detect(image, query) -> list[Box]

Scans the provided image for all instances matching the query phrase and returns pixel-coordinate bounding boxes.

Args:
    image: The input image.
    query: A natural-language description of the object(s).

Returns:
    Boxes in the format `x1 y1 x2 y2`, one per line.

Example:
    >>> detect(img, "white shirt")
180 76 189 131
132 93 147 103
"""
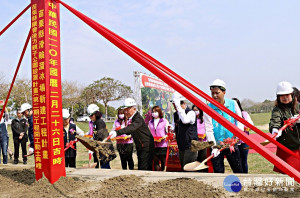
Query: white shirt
177 108 196 125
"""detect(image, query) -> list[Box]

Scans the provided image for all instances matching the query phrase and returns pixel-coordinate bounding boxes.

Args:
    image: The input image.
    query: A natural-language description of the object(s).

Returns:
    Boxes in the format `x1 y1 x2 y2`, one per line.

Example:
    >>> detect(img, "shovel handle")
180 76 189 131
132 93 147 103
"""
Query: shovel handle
102 134 113 143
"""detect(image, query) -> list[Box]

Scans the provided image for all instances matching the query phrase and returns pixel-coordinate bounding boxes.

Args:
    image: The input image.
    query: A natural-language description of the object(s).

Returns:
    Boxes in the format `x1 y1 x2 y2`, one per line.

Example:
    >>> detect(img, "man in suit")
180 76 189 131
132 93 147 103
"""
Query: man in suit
110 98 154 170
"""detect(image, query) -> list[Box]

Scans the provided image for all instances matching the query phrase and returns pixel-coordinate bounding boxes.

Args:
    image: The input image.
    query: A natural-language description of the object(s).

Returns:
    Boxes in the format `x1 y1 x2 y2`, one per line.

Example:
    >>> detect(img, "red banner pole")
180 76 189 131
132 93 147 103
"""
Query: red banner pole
56 1 300 182
31 0 65 184
0 30 31 121
54 0 296 161
0 4 31 36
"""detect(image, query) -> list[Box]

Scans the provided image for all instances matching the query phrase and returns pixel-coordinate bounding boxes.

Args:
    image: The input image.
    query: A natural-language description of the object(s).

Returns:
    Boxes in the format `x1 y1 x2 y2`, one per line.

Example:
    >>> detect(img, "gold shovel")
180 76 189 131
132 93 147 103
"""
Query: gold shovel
184 147 227 171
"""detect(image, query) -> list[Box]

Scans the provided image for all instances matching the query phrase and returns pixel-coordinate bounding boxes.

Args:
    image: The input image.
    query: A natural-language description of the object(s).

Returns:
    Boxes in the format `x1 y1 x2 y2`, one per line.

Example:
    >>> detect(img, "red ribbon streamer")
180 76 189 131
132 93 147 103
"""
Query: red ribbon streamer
54 0 300 183
55 0 297 162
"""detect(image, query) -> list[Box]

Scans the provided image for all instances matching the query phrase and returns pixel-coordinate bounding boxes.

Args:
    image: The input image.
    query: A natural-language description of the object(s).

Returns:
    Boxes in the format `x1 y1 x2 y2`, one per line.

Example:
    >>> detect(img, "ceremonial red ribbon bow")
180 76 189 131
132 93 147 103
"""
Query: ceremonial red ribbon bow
65 140 78 151
282 115 300 132
219 137 239 153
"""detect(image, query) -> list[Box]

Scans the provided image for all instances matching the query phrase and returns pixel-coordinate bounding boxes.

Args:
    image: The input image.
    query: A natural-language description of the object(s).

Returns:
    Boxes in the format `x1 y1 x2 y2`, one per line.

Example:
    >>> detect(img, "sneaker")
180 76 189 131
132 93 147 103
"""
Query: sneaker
14 160 19 165
23 161 27 165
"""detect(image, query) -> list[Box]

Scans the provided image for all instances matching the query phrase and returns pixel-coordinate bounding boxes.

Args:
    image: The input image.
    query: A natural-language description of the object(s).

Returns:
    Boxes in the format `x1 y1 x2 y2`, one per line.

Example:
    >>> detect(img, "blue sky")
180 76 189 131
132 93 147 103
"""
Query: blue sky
0 0 299 105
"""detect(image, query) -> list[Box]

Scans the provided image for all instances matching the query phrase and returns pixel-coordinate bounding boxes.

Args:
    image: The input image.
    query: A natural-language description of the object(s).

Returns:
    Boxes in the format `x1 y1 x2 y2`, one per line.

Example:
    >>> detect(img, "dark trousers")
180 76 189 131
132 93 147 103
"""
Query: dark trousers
179 149 197 171
197 148 208 172
238 143 249 173
13 138 27 161
117 144 134 170
153 147 167 171
211 146 243 173
137 149 153 170
93 152 111 169
65 157 76 168
0 124 8 164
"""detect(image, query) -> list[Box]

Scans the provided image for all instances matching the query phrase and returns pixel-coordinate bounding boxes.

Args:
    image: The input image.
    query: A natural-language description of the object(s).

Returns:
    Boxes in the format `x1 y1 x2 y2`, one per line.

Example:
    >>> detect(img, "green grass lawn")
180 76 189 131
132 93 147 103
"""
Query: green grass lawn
5 114 278 174
250 112 271 126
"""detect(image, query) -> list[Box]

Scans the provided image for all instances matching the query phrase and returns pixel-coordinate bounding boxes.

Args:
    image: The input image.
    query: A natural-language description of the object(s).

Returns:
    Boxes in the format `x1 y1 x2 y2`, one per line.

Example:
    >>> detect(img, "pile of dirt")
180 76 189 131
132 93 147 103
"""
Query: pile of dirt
77 175 226 198
0 168 91 198
0 168 299 198
190 140 214 152
76 135 116 163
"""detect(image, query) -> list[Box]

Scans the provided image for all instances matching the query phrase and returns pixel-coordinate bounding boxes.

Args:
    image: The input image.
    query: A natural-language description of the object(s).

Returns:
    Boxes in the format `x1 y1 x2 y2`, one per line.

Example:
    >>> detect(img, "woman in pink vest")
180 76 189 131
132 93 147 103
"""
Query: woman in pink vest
232 98 254 173
192 105 209 172
148 106 169 171
112 108 134 170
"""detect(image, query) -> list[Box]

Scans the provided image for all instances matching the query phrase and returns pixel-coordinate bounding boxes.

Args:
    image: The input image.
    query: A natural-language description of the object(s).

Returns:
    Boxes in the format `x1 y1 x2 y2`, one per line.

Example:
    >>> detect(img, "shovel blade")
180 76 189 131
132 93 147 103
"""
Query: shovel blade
82 163 97 168
260 141 271 146
183 161 201 171
195 163 209 171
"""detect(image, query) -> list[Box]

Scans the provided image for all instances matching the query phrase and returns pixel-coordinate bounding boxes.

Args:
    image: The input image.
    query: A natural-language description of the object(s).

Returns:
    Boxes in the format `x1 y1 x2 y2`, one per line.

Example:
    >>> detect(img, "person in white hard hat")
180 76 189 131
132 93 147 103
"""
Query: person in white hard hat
87 104 115 169
109 98 154 170
270 81 300 173
63 109 84 168
170 91 198 170
20 103 34 155
208 79 244 173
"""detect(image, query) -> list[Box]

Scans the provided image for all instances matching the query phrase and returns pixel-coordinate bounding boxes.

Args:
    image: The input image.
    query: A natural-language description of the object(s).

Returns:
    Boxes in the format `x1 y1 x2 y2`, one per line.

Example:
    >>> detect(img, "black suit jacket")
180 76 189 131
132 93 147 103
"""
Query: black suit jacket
117 111 154 152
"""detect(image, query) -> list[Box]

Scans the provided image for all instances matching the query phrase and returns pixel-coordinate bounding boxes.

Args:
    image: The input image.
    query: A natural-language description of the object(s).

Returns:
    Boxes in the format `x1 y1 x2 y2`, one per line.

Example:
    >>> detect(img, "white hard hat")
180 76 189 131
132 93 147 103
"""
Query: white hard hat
170 91 186 103
87 104 99 116
210 79 226 90
276 81 293 95
62 109 70 119
20 103 32 113
123 98 137 107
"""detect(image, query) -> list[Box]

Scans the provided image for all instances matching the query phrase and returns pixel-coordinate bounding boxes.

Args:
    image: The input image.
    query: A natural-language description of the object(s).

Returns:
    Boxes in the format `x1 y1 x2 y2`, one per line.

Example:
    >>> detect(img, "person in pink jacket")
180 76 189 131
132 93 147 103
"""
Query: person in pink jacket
148 106 169 171
112 108 134 170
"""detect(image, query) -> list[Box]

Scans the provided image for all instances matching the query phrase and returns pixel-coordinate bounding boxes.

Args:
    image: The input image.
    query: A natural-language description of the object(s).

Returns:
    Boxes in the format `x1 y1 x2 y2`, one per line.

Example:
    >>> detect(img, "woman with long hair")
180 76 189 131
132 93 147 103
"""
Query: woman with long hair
232 98 254 173
270 81 300 173
148 106 169 171
112 107 134 170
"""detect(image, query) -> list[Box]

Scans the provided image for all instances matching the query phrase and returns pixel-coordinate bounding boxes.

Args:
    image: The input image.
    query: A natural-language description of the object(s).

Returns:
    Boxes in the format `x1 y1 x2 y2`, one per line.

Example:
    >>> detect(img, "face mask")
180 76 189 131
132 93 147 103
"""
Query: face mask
118 114 125 119
152 112 159 118
194 110 200 116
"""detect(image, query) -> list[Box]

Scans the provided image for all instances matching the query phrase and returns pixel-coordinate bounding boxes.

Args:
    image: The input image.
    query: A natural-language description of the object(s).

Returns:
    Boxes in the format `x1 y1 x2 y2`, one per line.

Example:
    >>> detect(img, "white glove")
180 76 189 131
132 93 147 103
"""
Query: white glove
88 150 93 155
272 128 282 138
174 99 183 112
168 124 174 131
109 130 117 139
77 131 84 137
28 147 34 155
292 115 300 124
211 148 220 158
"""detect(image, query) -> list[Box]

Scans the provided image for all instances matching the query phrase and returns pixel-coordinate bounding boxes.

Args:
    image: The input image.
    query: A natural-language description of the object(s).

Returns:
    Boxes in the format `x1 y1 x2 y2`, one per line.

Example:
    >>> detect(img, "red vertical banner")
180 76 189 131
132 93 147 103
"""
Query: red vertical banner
31 0 65 184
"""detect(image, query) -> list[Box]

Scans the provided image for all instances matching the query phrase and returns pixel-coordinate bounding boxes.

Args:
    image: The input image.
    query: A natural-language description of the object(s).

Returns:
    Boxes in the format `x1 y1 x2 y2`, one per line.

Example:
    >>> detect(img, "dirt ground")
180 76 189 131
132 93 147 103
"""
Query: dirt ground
0 167 299 198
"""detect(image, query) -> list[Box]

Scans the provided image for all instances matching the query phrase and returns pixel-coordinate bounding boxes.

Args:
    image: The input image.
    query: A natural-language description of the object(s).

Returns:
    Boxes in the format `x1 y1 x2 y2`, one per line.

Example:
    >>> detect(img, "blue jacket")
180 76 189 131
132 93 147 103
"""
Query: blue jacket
208 98 237 143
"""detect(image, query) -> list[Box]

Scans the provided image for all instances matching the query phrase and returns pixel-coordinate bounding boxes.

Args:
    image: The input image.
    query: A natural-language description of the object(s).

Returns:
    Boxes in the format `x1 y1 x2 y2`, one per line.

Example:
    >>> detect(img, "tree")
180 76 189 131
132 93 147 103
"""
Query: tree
11 77 32 108
62 80 84 117
85 77 132 119
0 73 9 100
